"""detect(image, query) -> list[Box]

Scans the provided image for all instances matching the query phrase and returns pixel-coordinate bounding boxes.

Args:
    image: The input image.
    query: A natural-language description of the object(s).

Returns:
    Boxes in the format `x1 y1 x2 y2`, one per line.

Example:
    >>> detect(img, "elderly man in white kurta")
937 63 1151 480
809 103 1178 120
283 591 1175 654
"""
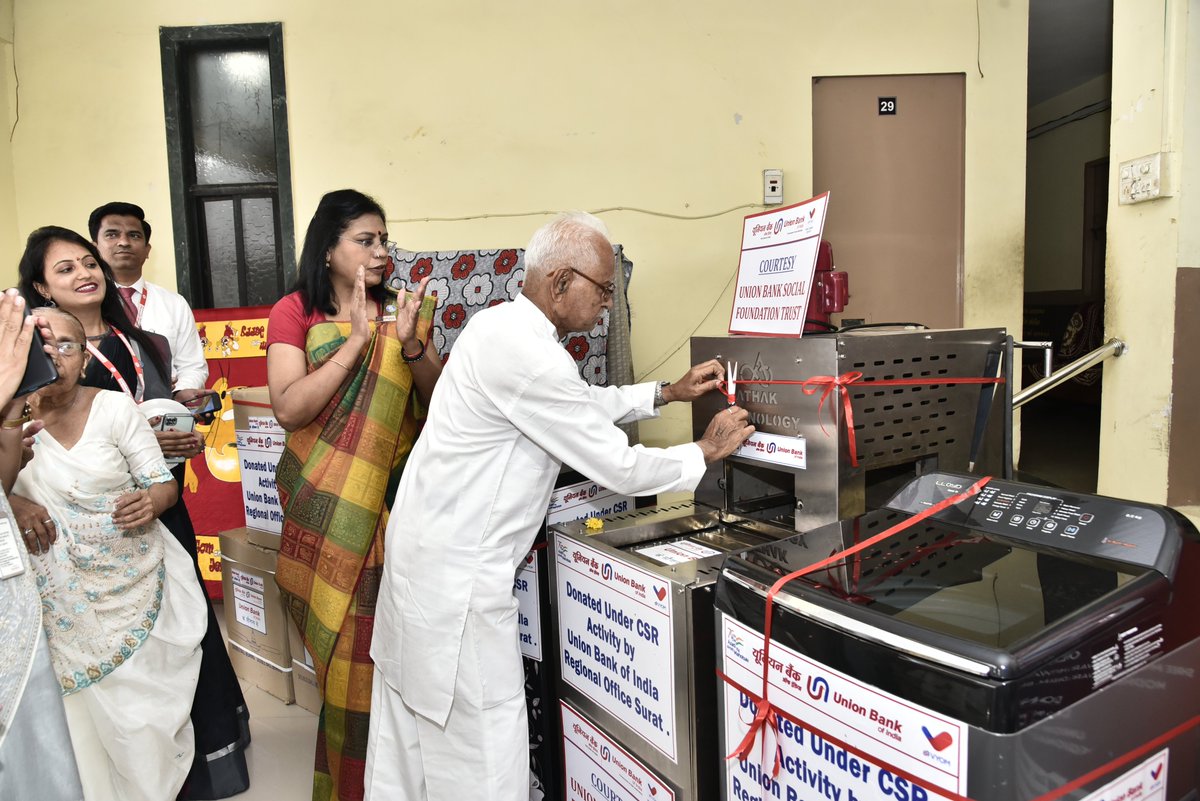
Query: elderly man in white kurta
365 212 754 800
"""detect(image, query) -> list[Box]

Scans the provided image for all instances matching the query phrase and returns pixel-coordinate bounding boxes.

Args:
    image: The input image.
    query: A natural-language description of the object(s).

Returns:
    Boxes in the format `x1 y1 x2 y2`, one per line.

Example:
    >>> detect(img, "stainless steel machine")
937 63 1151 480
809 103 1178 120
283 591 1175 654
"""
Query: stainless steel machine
691 329 1009 530
715 471 1200 800
550 330 1010 801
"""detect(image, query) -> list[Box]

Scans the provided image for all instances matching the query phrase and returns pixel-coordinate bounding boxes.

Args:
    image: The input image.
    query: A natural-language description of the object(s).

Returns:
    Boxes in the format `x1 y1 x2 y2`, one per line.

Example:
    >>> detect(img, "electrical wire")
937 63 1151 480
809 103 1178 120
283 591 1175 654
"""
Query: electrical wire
633 268 738 382
389 202 765 225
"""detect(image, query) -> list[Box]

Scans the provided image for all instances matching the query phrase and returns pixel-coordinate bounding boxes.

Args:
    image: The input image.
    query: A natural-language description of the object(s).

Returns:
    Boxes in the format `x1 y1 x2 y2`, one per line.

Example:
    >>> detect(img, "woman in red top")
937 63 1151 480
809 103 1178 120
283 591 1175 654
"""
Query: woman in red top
267 189 439 801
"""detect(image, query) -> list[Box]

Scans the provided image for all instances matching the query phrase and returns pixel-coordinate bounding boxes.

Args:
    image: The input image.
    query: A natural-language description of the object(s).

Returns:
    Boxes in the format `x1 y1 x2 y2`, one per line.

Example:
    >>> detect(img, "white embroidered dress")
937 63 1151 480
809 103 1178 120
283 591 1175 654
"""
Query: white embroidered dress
13 389 206 801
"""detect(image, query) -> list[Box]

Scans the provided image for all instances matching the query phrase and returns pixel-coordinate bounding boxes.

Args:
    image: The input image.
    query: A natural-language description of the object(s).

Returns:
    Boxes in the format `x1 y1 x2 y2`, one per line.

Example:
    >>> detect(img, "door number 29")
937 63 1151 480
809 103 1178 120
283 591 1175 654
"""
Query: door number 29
878 97 897 115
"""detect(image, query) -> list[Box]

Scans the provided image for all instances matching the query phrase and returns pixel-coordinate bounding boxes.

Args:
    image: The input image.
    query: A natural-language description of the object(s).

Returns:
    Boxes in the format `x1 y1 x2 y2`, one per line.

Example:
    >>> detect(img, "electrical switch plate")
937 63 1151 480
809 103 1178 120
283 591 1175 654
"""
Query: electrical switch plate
763 169 783 205
1118 152 1166 205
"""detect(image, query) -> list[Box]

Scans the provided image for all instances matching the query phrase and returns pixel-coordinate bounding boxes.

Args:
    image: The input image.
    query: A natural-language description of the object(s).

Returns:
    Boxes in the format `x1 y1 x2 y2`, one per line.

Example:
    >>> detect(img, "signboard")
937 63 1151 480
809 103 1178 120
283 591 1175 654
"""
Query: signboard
729 193 829 337
515 551 543 661
548 479 633 525
734 431 807 470
183 305 273 600
235 415 286 534
556 537 677 761
720 613 969 801
561 701 675 801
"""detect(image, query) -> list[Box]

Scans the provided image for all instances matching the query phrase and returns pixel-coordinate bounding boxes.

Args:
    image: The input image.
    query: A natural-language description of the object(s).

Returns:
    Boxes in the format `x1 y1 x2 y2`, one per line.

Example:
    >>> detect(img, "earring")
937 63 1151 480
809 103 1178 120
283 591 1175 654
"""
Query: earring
42 296 56 308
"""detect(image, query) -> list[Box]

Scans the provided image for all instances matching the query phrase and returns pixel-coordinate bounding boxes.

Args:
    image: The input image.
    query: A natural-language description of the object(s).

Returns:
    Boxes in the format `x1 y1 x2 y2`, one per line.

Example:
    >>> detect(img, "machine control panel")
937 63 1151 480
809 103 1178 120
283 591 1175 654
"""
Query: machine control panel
886 472 1188 578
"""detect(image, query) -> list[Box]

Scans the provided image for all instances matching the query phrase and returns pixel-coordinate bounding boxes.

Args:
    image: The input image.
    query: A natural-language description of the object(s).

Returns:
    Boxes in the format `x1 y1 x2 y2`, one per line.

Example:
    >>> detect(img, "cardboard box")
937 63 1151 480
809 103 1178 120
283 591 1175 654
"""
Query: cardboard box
286 612 321 713
291 659 321 714
231 386 285 547
219 527 293 703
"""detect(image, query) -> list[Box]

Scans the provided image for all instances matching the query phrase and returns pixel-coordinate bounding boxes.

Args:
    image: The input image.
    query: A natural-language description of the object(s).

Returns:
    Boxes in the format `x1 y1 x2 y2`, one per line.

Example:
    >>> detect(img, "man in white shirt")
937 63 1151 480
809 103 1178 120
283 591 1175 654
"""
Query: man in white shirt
365 212 754 801
88 202 209 400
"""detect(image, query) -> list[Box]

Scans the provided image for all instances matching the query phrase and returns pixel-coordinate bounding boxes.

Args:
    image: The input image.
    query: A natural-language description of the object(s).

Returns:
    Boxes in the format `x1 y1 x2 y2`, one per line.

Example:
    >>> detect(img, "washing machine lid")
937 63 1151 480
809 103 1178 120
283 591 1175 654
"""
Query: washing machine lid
720 473 1192 679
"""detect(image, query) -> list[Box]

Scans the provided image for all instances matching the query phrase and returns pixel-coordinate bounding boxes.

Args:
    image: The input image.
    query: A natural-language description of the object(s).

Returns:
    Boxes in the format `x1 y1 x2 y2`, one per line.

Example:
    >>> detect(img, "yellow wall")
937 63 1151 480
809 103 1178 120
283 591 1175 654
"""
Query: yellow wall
5 0 1029 451
1099 0 1191 503
0 0 16 277
1025 75 1111 294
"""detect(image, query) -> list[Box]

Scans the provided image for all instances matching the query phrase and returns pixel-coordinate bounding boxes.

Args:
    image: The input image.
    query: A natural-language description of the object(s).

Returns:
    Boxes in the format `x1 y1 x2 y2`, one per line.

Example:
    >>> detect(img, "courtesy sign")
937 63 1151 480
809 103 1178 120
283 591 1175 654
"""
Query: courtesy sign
729 193 829 337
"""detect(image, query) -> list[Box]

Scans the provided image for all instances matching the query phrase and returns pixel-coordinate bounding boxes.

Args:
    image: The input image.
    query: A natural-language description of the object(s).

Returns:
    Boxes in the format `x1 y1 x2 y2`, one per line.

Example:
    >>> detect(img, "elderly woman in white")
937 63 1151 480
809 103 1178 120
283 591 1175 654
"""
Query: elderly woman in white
10 306 205 801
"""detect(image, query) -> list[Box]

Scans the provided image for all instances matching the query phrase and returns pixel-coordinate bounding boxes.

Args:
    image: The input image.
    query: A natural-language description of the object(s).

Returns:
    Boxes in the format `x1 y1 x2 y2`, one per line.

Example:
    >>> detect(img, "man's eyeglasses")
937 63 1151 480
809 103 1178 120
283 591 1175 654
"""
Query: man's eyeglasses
55 342 85 355
569 268 615 302
340 236 397 254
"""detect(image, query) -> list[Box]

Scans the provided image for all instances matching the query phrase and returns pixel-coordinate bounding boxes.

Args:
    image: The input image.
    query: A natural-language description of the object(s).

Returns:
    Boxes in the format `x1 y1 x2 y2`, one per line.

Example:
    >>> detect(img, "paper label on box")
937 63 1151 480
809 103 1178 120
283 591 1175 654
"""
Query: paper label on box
734 431 806 469
561 701 674 801
236 423 285 534
556 537 676 761
634 539 722 565
231 566 267 634
515 551 542 661
720 613 968 801
547 479 632 525
1078 748 1167 801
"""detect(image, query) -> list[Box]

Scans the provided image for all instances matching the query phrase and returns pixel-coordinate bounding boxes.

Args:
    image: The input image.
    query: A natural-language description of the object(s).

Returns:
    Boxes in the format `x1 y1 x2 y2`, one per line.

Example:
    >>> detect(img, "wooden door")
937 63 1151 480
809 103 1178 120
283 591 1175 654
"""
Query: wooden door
813 74 966 328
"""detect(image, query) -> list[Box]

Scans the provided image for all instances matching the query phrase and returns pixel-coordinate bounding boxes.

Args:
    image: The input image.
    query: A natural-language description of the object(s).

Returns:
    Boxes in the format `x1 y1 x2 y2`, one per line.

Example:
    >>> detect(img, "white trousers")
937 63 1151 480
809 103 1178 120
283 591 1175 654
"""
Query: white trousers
364 619 530 801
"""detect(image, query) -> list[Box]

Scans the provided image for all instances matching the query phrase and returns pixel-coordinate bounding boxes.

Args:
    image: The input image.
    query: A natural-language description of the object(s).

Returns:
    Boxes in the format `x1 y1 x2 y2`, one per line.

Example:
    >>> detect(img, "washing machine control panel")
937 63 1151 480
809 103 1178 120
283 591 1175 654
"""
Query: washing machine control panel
886 473 1185 577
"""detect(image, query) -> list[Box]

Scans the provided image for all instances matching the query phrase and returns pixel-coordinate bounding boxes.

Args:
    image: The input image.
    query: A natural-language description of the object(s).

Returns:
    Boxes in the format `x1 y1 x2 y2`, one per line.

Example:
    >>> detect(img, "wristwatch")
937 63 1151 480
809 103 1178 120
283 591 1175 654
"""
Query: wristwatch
653 381 670 408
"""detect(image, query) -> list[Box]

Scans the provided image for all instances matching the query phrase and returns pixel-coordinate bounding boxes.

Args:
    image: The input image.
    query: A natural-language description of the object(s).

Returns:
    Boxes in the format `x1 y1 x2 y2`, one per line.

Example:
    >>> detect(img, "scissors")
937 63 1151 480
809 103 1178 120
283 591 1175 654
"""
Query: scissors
725 361 738 408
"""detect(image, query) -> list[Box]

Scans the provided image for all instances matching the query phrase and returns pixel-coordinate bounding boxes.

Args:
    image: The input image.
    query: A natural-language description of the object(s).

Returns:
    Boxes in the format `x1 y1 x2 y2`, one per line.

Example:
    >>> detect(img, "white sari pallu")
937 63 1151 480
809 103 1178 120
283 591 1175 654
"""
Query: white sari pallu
13 390 206 801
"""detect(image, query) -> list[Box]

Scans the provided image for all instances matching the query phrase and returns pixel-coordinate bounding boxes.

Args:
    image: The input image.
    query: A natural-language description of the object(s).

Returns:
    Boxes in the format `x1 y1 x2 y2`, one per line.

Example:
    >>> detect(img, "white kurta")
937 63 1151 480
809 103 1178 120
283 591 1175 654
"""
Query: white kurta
14 390 205 801
370 294 705 794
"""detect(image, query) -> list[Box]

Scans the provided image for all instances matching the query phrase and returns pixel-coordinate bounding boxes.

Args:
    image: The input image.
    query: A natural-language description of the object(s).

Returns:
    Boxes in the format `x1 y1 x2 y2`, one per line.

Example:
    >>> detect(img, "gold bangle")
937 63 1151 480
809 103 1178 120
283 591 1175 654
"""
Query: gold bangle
327 358 352 371
1 403 32 430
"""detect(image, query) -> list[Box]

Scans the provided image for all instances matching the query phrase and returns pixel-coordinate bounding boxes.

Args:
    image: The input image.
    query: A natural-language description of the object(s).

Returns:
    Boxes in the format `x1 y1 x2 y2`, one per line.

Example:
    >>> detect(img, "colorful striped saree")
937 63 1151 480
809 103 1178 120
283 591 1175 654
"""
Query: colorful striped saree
275 303 432 801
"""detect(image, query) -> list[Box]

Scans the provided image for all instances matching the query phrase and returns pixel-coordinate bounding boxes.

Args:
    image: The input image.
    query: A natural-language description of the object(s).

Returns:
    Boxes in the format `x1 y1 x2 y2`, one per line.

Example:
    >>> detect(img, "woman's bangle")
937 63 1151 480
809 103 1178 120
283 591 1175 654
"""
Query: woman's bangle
327 357 352 371
401 338 426 364
1 403 32 430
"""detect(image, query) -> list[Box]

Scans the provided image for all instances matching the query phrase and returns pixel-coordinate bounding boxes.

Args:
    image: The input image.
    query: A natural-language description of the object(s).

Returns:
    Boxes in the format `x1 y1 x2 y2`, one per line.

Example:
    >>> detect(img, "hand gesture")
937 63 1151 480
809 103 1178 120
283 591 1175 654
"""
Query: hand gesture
393 275 432 354
664 359 726 404
349 265 371 347
696 405 755 464
10 494 56 555
113 488 156 531
0 290 37 409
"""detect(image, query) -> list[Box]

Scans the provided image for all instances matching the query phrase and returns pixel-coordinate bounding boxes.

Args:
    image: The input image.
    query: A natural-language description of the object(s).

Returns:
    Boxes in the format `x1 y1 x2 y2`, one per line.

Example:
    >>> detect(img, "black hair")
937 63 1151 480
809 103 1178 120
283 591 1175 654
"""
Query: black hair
293 189 388 316
18 226 169 380
88 201 152 244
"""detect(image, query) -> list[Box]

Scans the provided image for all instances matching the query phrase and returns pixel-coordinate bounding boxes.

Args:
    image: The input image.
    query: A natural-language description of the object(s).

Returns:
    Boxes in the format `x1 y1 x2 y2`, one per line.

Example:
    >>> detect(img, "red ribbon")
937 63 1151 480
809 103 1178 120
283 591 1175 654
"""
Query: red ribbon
729 475 993 776
727 372 1005 467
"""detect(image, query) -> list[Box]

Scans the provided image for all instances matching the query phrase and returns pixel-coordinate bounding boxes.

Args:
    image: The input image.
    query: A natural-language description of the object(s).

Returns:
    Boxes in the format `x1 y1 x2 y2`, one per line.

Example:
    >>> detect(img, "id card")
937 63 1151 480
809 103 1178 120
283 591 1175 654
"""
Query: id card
0 517 26 579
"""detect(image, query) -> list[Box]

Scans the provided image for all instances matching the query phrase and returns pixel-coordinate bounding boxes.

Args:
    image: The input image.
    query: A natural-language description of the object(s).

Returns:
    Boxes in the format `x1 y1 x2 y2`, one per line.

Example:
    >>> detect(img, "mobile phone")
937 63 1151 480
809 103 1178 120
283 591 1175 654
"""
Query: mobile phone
182 390 222 418
16 305 58 397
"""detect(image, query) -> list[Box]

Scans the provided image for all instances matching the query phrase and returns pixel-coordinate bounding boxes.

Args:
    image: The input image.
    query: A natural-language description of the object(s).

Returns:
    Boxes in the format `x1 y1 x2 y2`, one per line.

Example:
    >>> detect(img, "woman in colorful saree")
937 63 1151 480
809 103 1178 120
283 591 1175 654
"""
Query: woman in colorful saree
267 189 441 801
12 307 206 801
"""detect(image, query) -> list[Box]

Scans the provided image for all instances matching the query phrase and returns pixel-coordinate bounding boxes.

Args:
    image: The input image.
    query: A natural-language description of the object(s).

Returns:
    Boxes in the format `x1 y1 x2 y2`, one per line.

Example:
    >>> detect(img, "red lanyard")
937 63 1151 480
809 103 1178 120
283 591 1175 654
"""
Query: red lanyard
86 327 145 403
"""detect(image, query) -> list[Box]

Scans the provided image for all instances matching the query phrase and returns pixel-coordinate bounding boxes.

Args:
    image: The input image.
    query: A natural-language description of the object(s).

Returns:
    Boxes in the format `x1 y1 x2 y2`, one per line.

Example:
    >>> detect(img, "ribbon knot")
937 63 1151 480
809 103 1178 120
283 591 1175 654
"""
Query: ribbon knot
800 371 864 465
728 696 782 775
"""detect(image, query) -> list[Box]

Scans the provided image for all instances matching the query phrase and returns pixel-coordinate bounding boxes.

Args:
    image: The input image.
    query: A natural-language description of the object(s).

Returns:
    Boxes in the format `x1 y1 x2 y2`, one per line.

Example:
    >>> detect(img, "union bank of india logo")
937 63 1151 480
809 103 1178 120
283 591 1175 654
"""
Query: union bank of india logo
766 442 777 454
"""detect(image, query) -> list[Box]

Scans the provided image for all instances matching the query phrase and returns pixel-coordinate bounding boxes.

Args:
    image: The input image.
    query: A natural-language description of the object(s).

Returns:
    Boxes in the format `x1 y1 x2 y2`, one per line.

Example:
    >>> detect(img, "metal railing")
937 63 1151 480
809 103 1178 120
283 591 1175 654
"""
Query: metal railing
1013 338 1128 409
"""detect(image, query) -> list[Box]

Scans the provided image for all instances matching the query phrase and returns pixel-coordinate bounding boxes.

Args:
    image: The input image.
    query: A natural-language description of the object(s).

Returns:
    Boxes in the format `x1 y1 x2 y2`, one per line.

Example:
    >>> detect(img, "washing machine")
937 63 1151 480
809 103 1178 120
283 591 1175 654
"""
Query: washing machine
715 471 1200 801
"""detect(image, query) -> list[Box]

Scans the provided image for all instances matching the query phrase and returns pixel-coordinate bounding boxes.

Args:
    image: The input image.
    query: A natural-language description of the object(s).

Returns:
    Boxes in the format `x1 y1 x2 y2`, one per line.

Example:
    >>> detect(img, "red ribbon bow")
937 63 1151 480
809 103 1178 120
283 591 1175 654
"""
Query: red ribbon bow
728 475 993 777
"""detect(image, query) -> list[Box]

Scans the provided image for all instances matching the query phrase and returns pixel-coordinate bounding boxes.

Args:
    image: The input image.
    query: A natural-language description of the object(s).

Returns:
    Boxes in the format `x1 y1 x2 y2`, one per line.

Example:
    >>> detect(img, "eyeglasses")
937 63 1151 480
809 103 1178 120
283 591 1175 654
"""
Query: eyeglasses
569 268 615 302
55 342 85 355
340 236 396 254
